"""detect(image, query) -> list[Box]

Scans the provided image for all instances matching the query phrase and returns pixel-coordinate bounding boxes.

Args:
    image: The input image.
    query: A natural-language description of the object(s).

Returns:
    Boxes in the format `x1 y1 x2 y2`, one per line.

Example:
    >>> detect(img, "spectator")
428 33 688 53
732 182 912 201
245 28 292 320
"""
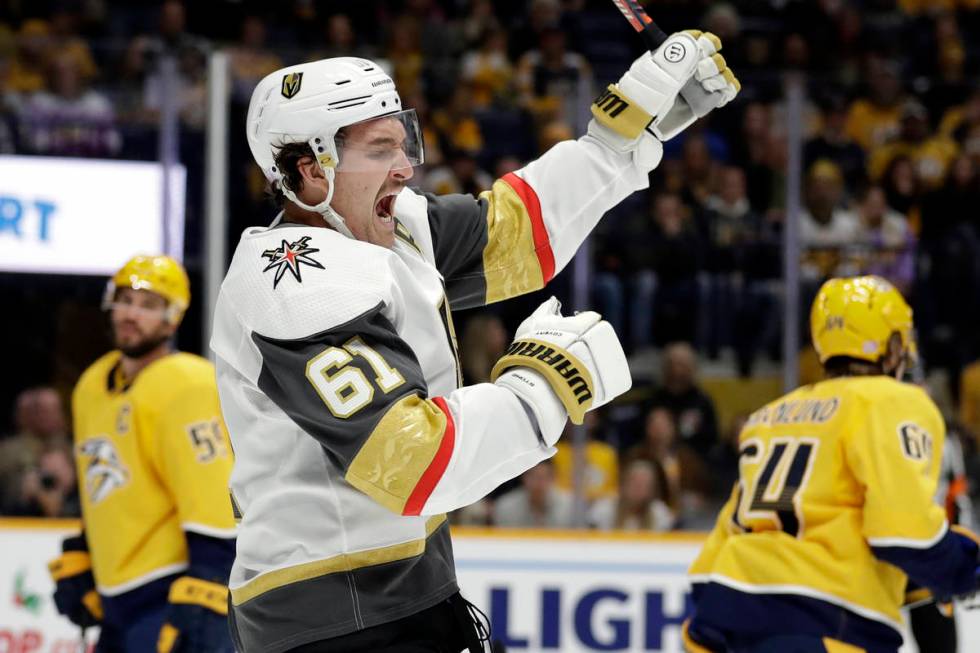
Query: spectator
12 447 80 517
623 193 703 348
552 412 619 503
508 0 562 59
698 166 760 359
921 154 980 244
881 155 923 224
536 119 573 155
459 313 508 384
16 51 120 156
623 406 682 514
47 6 98 84
922 13 970 118
804 94 868 194
939 86 980 147
430 85 483 155
845 58 905 151
144 36 208 129
385 14 424 100
111 37 153 125
140 1 210 128
0 387 70 514
649 342 720 459
730 102 777 213
459 26 512 108
144 0 208 65
869 100 959 192
310 13 376 61
800 160 859 282
800 159 858 248
7 19 49 94
424 147 493 195
679 134 718 210
515 25 592 132
228 16 283 104
589 460 675 532
457 0 500 48
495 460 574 528
854 185 916 293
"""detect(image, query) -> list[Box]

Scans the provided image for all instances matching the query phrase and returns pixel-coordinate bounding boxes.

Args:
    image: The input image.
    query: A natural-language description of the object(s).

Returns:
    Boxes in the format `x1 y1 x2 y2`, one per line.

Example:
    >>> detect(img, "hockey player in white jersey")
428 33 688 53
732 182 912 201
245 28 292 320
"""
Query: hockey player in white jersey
212 32 739 653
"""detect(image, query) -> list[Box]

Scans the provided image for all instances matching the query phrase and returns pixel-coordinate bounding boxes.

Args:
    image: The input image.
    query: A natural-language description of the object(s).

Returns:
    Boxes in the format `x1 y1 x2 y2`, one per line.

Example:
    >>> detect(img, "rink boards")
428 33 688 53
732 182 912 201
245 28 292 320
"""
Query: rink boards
1 519 976 652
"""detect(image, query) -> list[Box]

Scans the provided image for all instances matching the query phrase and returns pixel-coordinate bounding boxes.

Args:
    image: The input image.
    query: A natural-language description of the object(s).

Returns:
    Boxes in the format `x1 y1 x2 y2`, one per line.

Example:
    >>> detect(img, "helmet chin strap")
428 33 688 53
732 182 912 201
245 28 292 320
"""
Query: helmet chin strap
281 166 355 239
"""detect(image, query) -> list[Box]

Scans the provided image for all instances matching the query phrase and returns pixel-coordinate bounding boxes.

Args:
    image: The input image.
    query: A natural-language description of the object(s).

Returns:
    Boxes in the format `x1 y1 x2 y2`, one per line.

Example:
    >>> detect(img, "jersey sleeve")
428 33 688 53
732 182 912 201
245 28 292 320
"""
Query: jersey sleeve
423 135 650 310
250 302 556 516
154 382 237 539
846 388 978 597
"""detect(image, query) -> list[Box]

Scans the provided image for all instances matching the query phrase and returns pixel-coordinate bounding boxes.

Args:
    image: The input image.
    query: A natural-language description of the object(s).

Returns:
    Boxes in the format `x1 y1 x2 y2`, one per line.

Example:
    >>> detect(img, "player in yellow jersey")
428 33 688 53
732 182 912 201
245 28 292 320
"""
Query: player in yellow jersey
47 255 236 653
683 276 980 653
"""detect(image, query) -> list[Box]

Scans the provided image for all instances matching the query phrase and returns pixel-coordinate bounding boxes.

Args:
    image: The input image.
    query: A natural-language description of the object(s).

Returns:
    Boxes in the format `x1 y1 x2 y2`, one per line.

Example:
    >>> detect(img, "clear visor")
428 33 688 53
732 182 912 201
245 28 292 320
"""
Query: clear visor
334 109 424 173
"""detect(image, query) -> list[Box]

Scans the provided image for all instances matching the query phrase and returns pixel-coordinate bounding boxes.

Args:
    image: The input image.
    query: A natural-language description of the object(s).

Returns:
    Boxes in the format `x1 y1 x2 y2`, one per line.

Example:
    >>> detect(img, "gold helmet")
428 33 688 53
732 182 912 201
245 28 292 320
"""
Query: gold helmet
103 255 190 326
810 276 914 365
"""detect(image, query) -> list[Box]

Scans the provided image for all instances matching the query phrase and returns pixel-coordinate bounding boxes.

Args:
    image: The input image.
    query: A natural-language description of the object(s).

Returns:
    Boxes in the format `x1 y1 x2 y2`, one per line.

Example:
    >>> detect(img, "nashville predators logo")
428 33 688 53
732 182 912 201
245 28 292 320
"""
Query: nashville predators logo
261 236 325 288
281 72 303 99
78 438 129 504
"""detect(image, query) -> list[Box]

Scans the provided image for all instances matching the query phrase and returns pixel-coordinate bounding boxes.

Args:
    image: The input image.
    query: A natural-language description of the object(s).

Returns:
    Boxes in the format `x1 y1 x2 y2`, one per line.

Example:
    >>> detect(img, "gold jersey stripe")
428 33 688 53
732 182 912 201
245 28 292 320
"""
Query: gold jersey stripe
230 514 447 605
822 638 866 653
480 179 547 304
345 394 449 514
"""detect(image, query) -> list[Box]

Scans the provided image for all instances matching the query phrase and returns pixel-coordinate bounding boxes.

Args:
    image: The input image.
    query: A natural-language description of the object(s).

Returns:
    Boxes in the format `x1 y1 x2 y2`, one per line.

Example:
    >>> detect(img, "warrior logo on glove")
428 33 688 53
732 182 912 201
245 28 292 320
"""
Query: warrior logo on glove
664 42 686 63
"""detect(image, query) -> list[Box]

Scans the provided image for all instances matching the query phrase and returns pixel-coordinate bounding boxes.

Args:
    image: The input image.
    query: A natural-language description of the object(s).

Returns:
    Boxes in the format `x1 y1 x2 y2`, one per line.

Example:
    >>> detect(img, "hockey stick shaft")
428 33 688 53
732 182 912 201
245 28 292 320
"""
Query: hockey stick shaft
609 0 669 50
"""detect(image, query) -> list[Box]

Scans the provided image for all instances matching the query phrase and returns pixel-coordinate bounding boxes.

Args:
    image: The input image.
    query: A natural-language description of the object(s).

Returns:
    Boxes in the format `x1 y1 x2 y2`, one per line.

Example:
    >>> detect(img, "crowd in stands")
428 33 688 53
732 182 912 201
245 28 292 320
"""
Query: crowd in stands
4 0 980 530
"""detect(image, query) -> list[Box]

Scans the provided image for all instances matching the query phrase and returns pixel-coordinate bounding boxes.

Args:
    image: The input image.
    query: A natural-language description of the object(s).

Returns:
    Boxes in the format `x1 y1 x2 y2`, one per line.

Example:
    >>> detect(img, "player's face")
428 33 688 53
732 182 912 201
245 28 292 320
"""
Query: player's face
332 117 415 249
110 288 175 357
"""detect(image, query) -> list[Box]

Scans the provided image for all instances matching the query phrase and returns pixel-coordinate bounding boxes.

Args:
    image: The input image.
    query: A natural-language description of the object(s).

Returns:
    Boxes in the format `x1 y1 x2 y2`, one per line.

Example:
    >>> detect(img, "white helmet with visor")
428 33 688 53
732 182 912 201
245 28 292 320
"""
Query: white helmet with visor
246 57 424 237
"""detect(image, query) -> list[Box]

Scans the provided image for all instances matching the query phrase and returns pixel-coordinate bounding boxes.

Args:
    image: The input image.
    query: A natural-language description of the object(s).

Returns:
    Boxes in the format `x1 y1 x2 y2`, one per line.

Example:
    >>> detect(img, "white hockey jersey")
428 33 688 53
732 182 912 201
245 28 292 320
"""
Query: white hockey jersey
211 135 649 652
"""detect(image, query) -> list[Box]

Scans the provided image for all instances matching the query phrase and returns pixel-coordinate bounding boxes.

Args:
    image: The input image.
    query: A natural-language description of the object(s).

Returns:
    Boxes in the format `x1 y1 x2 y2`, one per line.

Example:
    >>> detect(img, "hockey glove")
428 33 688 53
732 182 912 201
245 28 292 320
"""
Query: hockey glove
48 533 102 628
491 297 631 446
157 575 231 653
588 30 740 163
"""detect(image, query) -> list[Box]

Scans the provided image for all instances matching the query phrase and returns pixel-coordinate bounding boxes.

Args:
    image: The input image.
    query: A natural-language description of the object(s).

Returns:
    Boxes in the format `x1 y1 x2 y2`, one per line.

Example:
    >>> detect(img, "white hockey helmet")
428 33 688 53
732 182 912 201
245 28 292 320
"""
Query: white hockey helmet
246 57 424 236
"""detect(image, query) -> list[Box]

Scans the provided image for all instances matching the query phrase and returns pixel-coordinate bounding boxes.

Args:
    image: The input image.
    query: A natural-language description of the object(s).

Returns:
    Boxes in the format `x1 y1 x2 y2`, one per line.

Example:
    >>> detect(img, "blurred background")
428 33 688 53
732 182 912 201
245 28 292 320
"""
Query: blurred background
3 0 980 536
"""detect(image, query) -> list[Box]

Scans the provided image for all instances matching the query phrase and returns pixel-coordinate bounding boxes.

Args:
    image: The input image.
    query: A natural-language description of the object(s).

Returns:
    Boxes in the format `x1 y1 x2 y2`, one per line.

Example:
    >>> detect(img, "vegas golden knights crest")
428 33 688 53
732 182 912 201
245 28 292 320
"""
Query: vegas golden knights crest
281 72 303 99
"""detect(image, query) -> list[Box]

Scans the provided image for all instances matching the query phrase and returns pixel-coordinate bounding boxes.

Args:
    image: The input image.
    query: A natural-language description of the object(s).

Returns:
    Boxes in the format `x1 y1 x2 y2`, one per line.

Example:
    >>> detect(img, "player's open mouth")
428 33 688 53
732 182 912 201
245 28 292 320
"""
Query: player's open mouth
375 193 397 225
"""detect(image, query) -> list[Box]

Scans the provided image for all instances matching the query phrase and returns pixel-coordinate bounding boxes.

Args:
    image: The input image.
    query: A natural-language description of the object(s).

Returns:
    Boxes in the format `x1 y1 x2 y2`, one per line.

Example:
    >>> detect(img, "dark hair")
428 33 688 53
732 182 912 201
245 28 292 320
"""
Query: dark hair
267 127 355 208
823 356 884 378
268 142 316 209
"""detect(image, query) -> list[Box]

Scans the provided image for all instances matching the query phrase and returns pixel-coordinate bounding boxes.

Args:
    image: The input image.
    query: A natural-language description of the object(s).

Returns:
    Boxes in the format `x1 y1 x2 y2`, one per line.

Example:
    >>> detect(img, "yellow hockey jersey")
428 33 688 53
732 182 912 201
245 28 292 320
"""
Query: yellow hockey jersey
72 351 235 595
689 375 953 642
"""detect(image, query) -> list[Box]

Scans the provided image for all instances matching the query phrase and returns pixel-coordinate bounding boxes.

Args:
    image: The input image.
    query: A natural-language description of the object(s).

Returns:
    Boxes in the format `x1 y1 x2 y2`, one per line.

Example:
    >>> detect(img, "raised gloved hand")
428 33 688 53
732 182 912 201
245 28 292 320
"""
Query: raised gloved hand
588 30 740 165
48 533 103 628
492 297 631 446
157 574 232 653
